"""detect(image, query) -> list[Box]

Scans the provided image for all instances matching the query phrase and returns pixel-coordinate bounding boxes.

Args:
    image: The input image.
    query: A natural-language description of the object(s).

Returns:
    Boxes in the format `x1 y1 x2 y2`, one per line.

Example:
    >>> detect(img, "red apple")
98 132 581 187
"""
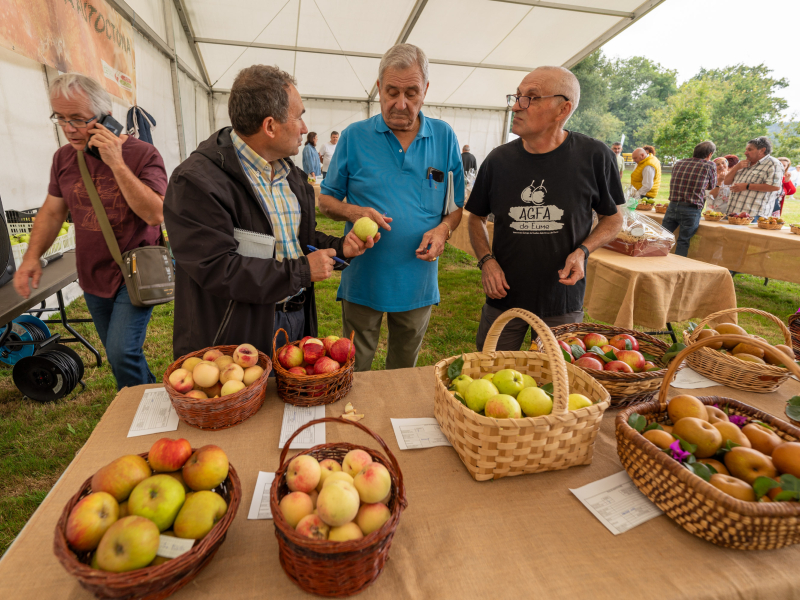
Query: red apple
66 491 119 551
615 350 646 372
322 335 340 354
305 365 316 376
643 361 660 372
148 438 193 472
168 369 194 394
574 355 604 370
278 344 304 369
303 343 326 365
563 336 586 351
609 334 639 351
329 338 355 363
298 336 315 349
558 340 573 356
600 345 617 355
314 356 341 375
582 333 608 349
182 445 229 491
288 366 307 375
605 360 634 373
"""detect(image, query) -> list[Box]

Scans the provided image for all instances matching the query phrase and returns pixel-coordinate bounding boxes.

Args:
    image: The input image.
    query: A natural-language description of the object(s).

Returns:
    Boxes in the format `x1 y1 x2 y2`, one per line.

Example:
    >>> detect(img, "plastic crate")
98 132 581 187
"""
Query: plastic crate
5 208 40 224
7 223 75 264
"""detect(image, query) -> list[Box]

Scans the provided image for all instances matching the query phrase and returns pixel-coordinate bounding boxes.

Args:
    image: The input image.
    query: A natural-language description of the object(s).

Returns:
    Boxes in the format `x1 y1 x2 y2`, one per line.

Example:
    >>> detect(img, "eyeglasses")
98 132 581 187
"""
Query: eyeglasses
50 114 98 128
506 94 569 109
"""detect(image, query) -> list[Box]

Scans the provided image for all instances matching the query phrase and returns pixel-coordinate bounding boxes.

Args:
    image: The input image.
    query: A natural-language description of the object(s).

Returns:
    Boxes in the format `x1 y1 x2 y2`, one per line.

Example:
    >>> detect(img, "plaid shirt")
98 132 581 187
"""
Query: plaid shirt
727 155 784 217
668 158 717 208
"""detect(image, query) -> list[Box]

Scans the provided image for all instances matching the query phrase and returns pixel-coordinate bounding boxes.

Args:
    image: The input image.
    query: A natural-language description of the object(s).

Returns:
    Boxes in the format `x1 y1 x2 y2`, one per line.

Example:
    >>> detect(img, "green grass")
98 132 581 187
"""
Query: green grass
1 209 798 556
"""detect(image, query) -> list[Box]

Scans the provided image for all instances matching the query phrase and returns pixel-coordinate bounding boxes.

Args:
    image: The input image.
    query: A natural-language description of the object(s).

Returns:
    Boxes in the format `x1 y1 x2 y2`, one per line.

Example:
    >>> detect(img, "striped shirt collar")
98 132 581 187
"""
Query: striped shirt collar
230 130 290 181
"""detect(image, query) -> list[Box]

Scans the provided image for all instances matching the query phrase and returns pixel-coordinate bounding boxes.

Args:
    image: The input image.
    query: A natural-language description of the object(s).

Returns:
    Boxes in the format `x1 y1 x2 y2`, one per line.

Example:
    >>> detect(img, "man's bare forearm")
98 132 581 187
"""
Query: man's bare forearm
26 196 69 261
468 212 492 259
111 163 164 226
582 209 623 252
319 194 359 222
443 207 463 233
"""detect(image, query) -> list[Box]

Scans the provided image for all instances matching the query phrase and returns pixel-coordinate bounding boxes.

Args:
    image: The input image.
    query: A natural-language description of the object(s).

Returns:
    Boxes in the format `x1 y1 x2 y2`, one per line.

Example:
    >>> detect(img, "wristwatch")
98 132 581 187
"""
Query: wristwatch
477 253 495 270
578 244 590 260
746 183 751 191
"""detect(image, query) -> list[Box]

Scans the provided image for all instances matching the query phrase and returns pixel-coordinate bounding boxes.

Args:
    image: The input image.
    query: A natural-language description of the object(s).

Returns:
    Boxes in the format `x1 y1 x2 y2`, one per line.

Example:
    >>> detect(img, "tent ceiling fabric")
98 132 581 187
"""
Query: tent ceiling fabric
182 0 663 108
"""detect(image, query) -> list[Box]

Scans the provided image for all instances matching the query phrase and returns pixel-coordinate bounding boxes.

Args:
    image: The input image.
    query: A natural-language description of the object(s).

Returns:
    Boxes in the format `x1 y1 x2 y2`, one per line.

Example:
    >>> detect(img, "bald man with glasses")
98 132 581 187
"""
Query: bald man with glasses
467 66 624 351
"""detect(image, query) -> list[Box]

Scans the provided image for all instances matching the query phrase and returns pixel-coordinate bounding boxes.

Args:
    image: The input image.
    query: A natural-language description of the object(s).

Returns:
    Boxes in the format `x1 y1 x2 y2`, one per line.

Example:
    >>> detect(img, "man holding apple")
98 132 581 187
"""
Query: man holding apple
468 66 624 351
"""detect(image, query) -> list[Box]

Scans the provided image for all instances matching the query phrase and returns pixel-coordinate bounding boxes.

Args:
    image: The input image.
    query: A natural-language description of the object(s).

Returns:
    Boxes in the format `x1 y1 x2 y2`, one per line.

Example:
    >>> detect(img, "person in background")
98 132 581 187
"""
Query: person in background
611 142 624 177
302 132 322 179
723 137 783 221
14 73 167 390
461 145 477 173
319 131 338 178
774 157 795 216
725 154 740 167
643 145 657 157
661 141 717 257
468 66 624 351
319 43 465 371
706 156 730 209
630 146 661 200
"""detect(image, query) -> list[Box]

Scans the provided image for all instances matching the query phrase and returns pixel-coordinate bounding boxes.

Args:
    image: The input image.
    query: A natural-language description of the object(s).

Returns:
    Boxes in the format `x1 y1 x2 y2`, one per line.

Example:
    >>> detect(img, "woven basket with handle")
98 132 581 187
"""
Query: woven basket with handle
270 417 407 597
616 334 800 550
536 323 682 407
54 450 241 599
433 308 610 481
682 307 794 393
272 330 355 406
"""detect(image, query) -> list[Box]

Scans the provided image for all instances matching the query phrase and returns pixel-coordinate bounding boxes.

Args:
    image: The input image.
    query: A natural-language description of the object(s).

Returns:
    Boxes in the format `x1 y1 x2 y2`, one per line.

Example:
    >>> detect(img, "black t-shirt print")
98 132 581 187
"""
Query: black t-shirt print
466 132 624 318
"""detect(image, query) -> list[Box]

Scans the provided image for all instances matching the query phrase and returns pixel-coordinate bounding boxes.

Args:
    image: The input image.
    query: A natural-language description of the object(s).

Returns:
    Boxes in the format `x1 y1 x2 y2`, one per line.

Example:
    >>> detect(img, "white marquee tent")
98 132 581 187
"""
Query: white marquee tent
0 0 665 212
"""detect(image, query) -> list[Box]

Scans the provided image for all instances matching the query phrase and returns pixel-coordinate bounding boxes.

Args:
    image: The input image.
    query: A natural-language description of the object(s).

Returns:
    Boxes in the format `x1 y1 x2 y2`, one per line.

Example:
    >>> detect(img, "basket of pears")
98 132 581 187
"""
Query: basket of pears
617 334 800 550
433 308 610 481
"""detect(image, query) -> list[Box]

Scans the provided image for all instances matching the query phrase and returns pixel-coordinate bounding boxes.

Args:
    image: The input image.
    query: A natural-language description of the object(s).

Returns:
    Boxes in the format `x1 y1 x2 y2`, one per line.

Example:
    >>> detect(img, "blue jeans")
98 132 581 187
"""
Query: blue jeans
83 285 155 390
271 309 305 377
661 201 701 257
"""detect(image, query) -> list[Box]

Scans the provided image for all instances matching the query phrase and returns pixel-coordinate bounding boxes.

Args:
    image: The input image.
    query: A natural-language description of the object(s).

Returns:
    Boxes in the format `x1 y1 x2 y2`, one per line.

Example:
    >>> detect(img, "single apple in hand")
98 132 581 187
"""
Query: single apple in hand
66 491 119 551
95 516 160 572
91 455 152 502
148 438 193 472
168 369 194 394
128 474 186 531
353 217 379 242
605 360 634 373
183 445 229 491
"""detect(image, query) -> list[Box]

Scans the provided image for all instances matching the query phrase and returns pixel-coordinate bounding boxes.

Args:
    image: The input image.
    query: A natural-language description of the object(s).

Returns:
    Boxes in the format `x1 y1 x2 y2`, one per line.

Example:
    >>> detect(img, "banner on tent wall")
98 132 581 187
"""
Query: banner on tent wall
0 0 136 104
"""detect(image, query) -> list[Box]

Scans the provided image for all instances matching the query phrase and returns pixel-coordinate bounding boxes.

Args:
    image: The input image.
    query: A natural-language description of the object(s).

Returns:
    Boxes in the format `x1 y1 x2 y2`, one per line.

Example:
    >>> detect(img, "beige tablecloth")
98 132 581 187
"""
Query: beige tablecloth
648 211 800 284
2 368 799 599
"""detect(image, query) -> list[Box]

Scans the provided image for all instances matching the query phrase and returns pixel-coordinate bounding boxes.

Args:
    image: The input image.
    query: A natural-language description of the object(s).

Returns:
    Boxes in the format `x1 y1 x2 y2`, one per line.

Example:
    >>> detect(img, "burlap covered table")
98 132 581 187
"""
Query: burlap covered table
2 368 799 599
649 211 800 284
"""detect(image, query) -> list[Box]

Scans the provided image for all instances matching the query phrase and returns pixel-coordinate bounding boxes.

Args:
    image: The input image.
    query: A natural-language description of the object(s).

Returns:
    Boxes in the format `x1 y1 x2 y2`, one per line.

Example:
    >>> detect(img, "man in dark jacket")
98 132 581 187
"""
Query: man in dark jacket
164 65 375 359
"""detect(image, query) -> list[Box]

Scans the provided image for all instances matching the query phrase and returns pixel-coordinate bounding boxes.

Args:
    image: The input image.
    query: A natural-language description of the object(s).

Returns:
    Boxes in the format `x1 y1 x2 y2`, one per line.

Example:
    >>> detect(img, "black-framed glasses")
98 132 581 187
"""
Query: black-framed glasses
506 94 568 109
50 114 98 128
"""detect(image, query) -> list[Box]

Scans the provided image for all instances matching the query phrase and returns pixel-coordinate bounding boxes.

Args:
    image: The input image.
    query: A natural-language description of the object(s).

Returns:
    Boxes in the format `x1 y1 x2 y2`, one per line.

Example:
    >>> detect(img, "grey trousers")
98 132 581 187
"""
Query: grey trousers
475 302 583 352
341 300 432 372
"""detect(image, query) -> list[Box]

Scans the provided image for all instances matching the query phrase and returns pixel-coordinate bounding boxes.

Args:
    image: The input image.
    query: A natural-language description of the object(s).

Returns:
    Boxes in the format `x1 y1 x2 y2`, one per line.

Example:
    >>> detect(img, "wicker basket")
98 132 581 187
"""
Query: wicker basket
789 313 800 358
163 345 270 430
537 323 683 407
54 450 241 599
636 203 654 211
655 204 668 214
757 221 784 230
616 334 800 550
272 330 355 406
728 216 752 225
790 225 800 235
703 214 724 222
683 307 794 393
433 309 610 481
270 417 407 597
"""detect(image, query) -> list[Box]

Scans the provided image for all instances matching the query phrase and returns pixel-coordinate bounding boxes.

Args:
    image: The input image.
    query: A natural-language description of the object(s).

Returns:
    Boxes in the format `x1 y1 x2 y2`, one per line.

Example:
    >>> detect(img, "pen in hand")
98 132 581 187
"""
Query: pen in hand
307 245 350 267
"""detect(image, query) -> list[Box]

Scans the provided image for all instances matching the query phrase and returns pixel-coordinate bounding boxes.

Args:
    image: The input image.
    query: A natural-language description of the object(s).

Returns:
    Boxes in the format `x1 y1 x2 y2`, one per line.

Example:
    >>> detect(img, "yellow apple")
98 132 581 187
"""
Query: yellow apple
173 490 228 539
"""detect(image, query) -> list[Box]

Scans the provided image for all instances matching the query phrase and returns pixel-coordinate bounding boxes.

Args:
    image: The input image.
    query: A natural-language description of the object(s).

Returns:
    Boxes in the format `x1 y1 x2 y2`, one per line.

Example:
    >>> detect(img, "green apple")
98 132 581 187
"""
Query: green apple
352 217 379 242
463 379 499 413
493 369 525 398
568 393 593 410
173 491 228 539
521 374 537 389
65 491 119 551
128 474 186 531
95 516 160 572
517 387 553 417
481 373 494 382
448 374 473 398
485 394 522 418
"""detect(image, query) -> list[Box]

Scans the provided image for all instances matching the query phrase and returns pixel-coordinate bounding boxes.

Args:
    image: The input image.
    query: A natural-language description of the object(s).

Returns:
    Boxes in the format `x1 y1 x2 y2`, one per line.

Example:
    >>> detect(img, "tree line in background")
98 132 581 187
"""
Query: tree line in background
569 50 800 164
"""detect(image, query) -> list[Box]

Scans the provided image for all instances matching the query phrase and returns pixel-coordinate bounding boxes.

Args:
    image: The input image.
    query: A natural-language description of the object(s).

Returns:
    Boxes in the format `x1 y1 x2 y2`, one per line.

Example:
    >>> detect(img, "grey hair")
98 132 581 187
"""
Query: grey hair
747 136 773 155
229 65 296 136
532 66 581 121
693 141 716 159
49 73 112 116
378 43 429 87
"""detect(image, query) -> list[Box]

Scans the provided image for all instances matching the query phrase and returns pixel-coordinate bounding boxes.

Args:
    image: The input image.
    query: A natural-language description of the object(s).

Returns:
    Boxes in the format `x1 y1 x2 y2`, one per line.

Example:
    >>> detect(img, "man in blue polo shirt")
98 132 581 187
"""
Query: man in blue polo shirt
319 43 465 371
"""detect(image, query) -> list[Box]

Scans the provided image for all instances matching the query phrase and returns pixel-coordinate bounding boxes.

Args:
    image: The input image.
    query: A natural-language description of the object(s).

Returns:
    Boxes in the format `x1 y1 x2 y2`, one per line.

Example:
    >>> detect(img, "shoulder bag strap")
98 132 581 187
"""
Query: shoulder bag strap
77 150 124 269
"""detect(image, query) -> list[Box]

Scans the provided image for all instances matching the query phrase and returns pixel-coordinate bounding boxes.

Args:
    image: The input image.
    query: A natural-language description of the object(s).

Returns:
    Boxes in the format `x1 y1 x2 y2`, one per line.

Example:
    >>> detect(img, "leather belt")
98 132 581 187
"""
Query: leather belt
276 291 306 313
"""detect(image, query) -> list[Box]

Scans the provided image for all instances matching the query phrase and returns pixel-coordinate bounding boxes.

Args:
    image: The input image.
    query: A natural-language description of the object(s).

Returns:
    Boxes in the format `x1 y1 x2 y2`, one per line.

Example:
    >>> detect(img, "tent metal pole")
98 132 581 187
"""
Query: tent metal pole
171 0 212 87
503 108 512 144
489 0 635 18
163 0 187 162
209 93 216 134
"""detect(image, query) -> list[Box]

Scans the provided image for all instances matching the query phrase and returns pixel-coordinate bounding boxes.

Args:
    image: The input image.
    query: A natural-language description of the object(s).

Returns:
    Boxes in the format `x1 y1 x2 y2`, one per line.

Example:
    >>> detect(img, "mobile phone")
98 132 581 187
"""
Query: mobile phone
426 167 445 183
85 114 124 160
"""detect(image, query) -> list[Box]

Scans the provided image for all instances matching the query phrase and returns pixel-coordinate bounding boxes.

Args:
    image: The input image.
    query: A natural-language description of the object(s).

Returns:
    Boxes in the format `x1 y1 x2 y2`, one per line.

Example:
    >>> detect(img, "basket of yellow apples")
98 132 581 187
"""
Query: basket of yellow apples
54 438 240 599
433 308 610 481
617 334 800 550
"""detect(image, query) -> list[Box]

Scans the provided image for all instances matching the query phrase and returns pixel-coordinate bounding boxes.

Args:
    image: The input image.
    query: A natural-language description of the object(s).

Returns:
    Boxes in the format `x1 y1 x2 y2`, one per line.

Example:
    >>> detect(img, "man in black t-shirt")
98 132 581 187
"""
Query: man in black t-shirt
468 66 625 351
461 145 477 173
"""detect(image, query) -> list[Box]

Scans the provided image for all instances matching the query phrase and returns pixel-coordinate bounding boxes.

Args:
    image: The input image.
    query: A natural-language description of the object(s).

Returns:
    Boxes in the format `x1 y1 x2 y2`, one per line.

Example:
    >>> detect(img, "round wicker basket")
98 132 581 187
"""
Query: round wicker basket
163 345 270 430
789 313 800 359
537 323 682 407
728 216 752 225
703 214 724 222
433 308 610 481
682 307 794 393
655 204 668 214
272 330 355 406
270 417 407 597
790 225 800 235
616 334 800 550
757 221 784 230
54 450 241 599
636 203 654 211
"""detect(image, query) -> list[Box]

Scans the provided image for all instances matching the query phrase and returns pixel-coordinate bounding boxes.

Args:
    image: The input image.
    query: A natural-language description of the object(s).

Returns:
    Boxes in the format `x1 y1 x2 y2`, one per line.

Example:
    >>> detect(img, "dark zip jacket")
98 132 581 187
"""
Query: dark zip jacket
163 127 345 360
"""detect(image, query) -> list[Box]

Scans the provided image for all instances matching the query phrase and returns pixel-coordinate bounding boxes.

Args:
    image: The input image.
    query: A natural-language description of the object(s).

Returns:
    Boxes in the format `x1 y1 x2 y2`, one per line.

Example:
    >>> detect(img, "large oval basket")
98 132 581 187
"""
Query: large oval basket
683 308 794 393
617 334 800 550
789 313 800 358
434 308 611 481
270 417 407 597
54 450 241 599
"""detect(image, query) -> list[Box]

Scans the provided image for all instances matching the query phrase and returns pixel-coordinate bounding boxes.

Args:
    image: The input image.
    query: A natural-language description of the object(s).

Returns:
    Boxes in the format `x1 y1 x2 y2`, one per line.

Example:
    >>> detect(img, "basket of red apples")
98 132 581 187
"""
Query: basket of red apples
728 212 752 225
270 417 406 597
164 344 270 430
537 323 683 407
54 438 240 599
273 330 356 407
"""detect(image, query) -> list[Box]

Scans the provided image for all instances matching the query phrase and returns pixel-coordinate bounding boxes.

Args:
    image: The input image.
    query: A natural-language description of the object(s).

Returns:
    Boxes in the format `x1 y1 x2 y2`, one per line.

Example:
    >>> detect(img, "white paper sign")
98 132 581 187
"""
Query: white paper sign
157 535 194 558
248 471 276 520
390 418 452 450
570 471 663 535
279 404 325 449
127 387 180 438
671 367 720 389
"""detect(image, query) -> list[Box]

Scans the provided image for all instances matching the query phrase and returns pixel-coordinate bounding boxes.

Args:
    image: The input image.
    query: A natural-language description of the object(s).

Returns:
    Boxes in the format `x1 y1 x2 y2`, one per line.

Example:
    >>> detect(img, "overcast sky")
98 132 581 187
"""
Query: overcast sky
601 0 797 123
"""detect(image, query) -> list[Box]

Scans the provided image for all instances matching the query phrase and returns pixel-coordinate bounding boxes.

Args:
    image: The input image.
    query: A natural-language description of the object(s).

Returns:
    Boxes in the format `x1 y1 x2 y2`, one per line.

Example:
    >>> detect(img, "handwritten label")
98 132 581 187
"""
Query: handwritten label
157 535 194 559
